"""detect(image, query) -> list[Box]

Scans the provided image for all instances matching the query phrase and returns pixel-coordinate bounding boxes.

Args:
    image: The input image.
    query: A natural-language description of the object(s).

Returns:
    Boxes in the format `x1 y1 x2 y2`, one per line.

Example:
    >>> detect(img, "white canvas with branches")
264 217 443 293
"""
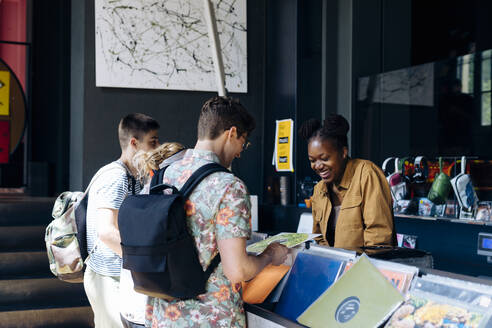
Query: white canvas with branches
95 0 247 92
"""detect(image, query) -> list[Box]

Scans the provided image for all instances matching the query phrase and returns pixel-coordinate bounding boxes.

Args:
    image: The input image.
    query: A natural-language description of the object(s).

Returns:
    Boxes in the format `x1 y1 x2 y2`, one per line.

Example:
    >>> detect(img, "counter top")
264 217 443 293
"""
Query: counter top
395 213 492 226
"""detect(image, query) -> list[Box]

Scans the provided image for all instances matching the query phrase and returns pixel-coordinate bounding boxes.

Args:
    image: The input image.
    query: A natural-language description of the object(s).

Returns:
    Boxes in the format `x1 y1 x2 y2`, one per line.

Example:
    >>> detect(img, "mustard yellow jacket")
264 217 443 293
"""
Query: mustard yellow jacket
311 158 394 249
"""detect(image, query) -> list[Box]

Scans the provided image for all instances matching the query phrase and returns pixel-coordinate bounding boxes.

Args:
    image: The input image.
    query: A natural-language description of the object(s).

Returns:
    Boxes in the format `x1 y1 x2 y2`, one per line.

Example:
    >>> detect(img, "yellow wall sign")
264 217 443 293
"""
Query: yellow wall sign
274 119 294 172
0 71 10 117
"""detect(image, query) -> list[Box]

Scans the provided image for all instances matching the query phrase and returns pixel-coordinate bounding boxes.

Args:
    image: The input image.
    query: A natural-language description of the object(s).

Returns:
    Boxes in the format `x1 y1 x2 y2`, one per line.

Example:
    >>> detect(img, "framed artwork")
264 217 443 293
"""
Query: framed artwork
95 0 247 92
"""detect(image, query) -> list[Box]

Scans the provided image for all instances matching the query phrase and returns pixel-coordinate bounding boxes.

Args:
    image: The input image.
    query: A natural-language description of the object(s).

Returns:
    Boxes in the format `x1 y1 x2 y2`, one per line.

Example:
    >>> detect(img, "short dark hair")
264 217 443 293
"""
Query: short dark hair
118 113 160 149
197 96 255 140
299 114 350 151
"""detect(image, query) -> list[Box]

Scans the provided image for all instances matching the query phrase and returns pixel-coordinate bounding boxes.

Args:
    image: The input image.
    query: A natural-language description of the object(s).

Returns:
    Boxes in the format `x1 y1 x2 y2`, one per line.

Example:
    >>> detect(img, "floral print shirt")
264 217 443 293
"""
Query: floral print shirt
146 149 252 328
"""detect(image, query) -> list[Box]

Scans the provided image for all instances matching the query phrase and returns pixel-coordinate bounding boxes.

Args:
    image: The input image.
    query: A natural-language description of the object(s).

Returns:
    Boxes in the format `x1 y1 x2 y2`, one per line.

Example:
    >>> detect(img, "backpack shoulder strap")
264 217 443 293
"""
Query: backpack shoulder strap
114 161 140 195
82 161 127 198
149 166 179 194
150 166 168 189
179 163 229 275
204 253 221 281
180 163 231 198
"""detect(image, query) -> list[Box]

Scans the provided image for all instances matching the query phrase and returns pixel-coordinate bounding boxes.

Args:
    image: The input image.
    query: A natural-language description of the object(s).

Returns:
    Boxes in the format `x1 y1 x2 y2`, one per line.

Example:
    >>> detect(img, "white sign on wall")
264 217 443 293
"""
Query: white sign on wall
95 0 247 92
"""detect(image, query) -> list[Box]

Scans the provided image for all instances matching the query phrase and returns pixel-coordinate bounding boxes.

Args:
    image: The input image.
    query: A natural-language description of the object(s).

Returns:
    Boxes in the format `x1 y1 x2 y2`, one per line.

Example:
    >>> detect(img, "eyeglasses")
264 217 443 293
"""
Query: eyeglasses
242 140 251 151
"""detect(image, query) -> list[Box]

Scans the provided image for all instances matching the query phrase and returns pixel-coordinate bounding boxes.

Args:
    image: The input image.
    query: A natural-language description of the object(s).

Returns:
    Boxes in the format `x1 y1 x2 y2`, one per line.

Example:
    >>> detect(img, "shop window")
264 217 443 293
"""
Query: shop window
456 54 474 95
355 48 492 165
481 50 491 126
455 52 492 126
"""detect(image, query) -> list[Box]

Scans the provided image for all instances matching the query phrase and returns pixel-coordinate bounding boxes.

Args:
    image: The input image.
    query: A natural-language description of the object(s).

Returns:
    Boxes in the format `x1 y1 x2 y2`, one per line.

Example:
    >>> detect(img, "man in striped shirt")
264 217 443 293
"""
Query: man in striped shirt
84 113 160 328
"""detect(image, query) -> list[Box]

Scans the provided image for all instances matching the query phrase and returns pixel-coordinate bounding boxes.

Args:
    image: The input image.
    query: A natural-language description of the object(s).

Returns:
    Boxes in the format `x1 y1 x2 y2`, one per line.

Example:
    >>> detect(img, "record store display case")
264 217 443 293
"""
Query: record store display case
387 157 492 222
384 156 492 277
244 243 492 328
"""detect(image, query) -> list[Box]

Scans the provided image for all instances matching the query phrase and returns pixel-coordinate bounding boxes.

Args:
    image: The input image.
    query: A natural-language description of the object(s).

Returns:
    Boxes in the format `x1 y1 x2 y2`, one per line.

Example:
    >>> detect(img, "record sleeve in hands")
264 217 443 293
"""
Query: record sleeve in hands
246 232 319 255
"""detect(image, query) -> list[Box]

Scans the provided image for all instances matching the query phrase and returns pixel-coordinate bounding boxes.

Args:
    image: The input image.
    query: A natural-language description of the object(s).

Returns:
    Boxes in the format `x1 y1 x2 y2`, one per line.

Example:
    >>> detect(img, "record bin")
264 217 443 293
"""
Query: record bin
244 243 492 328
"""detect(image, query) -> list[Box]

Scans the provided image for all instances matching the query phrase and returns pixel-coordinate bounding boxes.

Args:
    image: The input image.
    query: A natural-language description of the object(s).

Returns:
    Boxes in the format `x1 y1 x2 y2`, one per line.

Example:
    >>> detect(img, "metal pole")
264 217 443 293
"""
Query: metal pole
203 0 226 96
321 0 327 121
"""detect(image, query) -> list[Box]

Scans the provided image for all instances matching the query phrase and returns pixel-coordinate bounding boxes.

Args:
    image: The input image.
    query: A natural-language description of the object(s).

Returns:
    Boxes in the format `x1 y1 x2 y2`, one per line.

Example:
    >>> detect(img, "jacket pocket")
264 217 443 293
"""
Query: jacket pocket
338 195 363 230
341 195 362 210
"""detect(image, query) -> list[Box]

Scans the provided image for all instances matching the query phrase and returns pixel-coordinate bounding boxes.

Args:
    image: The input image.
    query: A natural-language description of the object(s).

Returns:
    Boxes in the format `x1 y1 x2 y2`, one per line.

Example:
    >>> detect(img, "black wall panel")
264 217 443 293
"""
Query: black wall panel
71 1 266 197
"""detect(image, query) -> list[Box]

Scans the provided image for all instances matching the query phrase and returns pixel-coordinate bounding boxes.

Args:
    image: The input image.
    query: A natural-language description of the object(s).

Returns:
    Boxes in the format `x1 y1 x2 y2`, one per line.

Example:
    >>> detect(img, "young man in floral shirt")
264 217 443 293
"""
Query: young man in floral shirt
145 97 288 328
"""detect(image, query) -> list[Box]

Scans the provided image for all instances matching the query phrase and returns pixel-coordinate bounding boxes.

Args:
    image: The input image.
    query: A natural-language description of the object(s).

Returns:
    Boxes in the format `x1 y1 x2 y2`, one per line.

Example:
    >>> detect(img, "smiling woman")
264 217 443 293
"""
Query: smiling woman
299 115 395 249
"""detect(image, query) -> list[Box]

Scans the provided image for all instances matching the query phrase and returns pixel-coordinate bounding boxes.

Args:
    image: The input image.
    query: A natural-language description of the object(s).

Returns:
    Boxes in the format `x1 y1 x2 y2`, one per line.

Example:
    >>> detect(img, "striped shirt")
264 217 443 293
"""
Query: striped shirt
85 160 140 276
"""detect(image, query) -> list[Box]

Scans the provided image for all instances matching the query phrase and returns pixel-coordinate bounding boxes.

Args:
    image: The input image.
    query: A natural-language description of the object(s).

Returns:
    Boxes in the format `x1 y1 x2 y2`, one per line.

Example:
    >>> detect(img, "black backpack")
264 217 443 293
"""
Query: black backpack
118 162 230 301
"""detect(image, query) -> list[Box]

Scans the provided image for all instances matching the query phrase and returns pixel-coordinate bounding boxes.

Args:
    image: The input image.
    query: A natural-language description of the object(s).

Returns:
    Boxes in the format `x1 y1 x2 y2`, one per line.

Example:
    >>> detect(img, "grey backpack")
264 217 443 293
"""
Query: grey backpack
45 162 131 282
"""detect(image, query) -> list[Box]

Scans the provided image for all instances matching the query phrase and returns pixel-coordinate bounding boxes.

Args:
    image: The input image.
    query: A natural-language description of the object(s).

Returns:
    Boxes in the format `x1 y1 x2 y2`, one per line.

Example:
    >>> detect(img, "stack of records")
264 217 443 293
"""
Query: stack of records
297 254 404 328
342 257 418 295
385 275 492 328
274 251 346 322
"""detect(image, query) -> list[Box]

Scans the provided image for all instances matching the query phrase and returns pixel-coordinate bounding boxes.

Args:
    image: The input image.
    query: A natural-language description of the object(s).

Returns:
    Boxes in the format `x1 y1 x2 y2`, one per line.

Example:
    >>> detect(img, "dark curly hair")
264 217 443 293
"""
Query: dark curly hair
298 114 350 151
